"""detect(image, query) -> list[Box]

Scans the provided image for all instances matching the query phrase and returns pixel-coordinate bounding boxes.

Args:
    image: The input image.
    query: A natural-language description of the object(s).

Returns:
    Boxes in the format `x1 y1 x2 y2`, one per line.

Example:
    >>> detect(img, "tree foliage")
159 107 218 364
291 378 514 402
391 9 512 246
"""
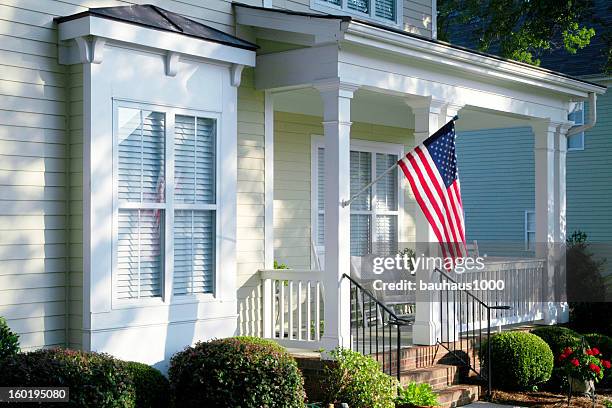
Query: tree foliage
437 0 602 68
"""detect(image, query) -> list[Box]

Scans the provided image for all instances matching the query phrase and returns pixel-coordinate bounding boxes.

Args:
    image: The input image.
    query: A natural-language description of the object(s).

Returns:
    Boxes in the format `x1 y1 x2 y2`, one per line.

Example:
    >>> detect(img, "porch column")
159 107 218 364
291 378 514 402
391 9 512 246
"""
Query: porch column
533 120 570 324
408 98 460 345
316 79 358 349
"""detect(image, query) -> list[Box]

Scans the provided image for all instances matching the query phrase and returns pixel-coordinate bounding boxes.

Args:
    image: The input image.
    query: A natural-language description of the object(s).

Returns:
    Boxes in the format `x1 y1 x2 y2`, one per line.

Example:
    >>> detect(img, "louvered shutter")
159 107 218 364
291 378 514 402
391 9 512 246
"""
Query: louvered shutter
350 151 371 211
173 115 216 295
317 147 326 246
351 215 371 256
375 0 395 21
174 211 215 295
117 109 165 203
116 107 165 300
117 209 163 299
374 153 398 255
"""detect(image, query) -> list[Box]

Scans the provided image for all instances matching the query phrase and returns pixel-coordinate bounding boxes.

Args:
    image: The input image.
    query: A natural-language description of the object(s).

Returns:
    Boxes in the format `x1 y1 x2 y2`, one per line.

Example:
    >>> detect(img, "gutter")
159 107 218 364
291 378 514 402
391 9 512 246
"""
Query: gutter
567 93 597 136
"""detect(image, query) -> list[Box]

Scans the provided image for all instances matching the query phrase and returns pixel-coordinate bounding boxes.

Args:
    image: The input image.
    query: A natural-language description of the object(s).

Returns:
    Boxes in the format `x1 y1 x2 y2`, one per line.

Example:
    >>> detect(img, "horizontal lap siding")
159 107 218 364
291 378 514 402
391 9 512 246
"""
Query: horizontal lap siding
403 0 432 37
273 112 415 270
237 69 266 338
0 0 261 349
456 127 535 248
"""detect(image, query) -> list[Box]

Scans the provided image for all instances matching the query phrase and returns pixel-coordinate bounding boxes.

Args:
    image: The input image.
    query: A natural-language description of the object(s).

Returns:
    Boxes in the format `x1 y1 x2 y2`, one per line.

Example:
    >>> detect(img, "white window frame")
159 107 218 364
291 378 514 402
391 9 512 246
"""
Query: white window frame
310 0 403 28
524 210 535 251
112 99 221 308
311 136 405 263
567 101 585 151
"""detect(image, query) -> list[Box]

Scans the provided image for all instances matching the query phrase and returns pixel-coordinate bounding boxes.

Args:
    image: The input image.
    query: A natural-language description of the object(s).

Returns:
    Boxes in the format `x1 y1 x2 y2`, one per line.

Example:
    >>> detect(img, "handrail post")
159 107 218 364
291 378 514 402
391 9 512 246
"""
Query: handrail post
487 307 492 401
396 322 401 381
262 276 273 338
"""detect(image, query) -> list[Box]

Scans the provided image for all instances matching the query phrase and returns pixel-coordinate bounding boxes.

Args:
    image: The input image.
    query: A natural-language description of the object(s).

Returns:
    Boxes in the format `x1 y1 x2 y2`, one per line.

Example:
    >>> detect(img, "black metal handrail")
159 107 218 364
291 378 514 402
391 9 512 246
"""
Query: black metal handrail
433 267 510 400
342 273 411 380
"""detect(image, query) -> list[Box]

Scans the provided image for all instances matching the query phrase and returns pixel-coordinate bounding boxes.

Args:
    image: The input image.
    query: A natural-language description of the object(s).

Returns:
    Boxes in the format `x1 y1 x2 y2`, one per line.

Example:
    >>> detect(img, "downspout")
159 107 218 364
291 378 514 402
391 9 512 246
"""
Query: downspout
567 92 597 136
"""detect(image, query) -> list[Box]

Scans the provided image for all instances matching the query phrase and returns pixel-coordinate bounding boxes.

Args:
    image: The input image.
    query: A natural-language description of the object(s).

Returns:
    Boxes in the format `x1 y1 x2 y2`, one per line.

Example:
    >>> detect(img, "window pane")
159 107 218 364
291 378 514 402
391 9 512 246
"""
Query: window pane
351 214 371 256
317 213 325 246
117 108 165 203
375 0 395 20
527 232 536 250
376 153 398 211
174 210 215 295
375 215 397 255
526 211 536 231
116 209 163 299
175 115 216 204
567 133 584 150
322 0 341 5
348 0 369 13
350 151 371 211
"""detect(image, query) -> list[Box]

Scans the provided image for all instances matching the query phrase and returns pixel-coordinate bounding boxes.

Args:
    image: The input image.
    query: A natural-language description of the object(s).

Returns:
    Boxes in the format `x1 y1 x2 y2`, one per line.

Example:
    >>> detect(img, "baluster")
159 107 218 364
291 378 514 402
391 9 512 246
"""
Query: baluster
288 281 294 340
315 282 321 341
280 281 285 339
271 280 277 339
298 281 303 341
306 281 312 341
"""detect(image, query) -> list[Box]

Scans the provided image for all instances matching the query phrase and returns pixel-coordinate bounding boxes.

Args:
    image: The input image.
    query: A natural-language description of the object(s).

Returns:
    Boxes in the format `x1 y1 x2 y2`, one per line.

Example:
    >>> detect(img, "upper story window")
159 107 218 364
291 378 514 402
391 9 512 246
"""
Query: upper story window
114 102 217 302
525 210 535 251
313 0 401 25
568 102 584 151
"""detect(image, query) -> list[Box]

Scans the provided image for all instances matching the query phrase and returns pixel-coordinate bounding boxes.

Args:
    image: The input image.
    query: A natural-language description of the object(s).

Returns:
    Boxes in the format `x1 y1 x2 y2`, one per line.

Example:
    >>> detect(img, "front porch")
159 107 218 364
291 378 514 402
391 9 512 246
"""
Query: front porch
232 4 603 356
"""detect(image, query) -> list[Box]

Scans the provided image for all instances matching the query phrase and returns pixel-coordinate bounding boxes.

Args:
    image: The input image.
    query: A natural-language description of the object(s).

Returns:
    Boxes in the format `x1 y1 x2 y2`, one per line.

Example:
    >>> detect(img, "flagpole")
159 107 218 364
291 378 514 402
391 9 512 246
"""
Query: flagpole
340 115 459 208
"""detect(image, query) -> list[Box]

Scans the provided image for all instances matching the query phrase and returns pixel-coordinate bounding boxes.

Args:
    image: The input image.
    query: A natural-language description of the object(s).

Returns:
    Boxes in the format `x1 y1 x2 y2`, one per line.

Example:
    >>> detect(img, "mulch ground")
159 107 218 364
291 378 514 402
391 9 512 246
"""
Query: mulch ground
491 389 612 407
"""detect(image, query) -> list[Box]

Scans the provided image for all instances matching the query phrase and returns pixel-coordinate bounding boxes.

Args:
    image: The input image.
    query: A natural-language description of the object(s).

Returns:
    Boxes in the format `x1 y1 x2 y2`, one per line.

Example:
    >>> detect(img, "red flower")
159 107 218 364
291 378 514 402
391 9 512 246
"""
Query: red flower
589 363 601 374
563 347 573 355
592 347 601 356
571 358 580 367
586 349 593 356
602 360 611 369
559 354 567 361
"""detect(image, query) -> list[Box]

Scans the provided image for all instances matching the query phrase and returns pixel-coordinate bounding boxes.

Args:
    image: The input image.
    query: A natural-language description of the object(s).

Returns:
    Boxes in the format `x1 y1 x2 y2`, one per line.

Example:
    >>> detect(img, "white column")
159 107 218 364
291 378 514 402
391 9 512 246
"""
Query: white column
533 120 570 324
263 91 275 338
316 80 358 350
408 98 455 345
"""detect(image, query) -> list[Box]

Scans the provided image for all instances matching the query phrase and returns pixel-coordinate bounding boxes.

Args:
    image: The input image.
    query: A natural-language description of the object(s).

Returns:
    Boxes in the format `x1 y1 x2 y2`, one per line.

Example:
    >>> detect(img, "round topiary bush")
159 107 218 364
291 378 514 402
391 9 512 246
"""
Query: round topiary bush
480 331 554 390
531 326 582 354
322 348 397 408
0 316 19 360
0 348 135 407
123 361 170 408
169 336 306 408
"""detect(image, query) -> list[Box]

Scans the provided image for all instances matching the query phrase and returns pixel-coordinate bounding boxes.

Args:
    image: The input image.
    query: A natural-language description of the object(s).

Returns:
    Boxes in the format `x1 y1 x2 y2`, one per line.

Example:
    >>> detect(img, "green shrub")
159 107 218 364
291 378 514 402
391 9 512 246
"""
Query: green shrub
169 336 305 408
480 331 553 390
584 333 612 387
322 348 397 408
123 361 170 408
0 317 19 360
396 382 439 407
530 326 582 355
0 348 135 407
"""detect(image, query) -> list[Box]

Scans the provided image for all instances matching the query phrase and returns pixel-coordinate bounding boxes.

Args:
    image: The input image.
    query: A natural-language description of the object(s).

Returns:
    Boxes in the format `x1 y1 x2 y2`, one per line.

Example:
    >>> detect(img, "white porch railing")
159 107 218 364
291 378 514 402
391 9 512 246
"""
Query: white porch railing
454 258 545 331
259 269 325 348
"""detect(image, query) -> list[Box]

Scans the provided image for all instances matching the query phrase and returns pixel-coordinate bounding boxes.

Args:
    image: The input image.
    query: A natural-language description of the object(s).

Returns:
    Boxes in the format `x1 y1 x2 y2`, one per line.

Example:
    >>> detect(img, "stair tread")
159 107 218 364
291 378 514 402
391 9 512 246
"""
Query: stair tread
435 384 480 407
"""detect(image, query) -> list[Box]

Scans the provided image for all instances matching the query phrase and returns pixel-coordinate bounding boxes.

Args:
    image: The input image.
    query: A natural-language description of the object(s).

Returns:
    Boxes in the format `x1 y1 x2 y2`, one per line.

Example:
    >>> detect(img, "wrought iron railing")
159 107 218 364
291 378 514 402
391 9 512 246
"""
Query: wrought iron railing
434 267 510 399
343 273 411 380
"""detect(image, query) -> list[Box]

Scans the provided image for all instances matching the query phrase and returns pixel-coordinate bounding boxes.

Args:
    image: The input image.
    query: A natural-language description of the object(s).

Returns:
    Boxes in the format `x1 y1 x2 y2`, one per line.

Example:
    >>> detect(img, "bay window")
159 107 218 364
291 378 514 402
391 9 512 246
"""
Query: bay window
113 102 217 302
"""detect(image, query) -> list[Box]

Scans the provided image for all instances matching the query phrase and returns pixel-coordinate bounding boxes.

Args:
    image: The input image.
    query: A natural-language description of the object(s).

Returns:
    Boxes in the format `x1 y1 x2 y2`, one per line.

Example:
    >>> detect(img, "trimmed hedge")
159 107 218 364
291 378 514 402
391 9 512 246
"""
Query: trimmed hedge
480 331 553 390
123 361 170 408
169 336 306 408
0 317 19 361
531 326 582 355
0 348 135 407
322 348 397 408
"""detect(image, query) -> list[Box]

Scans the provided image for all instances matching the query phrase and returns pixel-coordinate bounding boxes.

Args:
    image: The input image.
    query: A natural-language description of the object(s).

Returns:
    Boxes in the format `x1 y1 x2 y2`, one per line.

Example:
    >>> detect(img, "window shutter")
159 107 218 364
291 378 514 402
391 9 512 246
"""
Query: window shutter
375 0 395 21
317 147 326 245
117 108 165 203
116 209 163 299
350 151 371 211
375 153 398 211
351 214 371 256
375 215 398 255
174 210 215 295
175 115 216 204
348 0 369 13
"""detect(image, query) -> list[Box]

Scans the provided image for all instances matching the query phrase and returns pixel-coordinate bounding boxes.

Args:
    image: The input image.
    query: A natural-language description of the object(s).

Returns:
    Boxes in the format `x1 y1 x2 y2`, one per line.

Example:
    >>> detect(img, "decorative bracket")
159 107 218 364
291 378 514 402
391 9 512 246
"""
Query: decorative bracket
230 64 244 87
165 52 179 77
72 36 106 64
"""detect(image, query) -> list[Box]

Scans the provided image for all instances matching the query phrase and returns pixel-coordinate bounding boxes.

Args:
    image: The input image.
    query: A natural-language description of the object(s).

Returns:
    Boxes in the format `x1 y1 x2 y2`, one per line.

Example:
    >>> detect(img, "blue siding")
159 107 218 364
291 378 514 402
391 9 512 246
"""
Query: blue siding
456 127 535 251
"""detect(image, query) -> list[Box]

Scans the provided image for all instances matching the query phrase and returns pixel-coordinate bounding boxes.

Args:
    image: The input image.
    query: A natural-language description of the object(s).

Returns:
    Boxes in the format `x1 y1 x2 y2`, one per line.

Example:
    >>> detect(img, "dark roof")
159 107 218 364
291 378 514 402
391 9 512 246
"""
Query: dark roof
444 0 610 77
233 2 605 89
56 4 258 51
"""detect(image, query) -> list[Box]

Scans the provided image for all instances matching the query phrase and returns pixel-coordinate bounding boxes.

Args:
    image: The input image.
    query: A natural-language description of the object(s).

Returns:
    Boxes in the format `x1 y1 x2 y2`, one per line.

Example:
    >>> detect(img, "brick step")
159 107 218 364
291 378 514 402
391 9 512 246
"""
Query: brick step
435 384 480 408
398 364 468 389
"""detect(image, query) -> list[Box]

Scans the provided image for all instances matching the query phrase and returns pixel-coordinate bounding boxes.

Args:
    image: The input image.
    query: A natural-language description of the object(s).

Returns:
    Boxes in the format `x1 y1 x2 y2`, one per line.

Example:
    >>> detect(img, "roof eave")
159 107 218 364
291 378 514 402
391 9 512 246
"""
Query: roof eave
344 21 606 98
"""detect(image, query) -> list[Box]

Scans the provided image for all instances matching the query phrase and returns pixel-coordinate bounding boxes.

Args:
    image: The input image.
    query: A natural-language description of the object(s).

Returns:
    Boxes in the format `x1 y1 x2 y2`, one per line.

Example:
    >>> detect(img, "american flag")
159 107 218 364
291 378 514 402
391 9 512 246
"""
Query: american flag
397 120 467 260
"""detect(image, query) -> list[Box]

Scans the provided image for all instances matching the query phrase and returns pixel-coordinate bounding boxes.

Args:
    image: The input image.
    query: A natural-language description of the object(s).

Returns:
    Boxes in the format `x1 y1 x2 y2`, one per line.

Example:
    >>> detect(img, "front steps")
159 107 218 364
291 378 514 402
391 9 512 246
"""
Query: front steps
292 341 482 407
